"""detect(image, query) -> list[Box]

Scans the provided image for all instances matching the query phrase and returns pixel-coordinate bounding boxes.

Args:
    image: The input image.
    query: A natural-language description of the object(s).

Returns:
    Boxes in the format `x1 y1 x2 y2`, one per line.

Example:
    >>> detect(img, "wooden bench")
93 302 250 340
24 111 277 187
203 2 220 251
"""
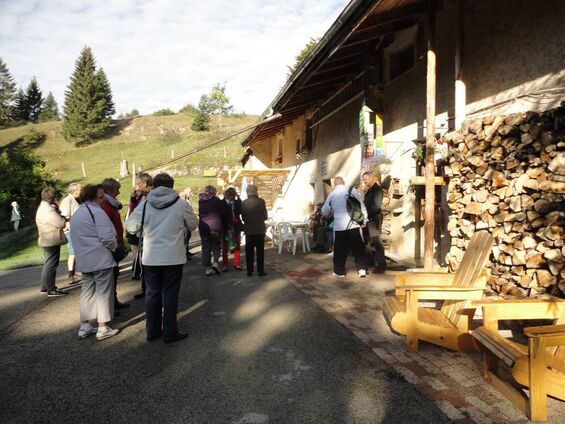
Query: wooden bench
472 298 565 421
383 230 494 352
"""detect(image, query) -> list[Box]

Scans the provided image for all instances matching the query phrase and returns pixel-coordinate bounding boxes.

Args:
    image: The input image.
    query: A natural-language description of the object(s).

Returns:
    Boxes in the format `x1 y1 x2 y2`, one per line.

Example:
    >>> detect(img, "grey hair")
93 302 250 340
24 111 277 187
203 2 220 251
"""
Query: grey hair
246 184 258 195
68 182 81 194
333 176 345 185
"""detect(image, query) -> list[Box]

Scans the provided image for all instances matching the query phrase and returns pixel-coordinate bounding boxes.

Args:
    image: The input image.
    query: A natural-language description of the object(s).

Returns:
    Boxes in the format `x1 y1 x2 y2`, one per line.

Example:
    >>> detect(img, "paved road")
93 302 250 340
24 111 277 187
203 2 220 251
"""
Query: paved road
0 256 449 424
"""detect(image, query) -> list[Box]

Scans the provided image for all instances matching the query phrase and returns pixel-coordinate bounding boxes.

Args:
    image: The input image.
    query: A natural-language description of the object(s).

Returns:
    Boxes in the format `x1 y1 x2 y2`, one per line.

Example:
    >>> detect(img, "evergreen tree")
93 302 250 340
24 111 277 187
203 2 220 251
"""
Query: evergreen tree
25 77 43 123
63 46 112 143
0 57 17 126
190 109 210 131
95 68 115 119
11 89 29 122
39 92 60 122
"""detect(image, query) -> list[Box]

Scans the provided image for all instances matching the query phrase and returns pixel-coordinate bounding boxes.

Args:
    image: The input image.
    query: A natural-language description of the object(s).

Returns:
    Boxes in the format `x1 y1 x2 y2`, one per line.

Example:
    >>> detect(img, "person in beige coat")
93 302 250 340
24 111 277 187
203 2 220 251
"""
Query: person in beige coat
35 187 68 297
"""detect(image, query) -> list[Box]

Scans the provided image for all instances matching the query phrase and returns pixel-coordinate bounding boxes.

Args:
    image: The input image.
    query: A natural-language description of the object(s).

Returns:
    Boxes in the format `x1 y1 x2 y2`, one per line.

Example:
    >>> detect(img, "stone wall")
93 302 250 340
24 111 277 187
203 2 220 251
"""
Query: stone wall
444 104 565 297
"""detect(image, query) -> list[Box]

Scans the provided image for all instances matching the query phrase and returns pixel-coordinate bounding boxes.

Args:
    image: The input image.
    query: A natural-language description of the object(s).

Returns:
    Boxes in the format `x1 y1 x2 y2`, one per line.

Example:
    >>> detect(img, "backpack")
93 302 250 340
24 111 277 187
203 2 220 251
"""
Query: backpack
346 187 365 227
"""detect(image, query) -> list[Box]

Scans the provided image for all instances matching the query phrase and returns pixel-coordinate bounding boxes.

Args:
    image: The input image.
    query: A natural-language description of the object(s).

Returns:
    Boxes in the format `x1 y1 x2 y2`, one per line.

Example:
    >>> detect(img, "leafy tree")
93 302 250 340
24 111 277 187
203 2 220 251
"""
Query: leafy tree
0 57 17 127
63 46 113 144
199 83 233 116
287 37 319 79
96 68 115 119
0 149 58 232
153 108 175 116
11 89 29 122
190 109 210 131
25 77 43 123
128 108 139 117
39 92 60 122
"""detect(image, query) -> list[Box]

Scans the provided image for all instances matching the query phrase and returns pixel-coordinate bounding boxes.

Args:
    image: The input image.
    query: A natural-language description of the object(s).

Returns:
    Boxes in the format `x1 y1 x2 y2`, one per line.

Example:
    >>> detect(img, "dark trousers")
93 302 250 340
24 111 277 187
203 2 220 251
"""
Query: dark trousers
245 234 265 274
333 228 366 276
364 221 386 270
143 264 184 339
201 228 221 266
41 245 61 292
113 265 120 302
185 230 192 256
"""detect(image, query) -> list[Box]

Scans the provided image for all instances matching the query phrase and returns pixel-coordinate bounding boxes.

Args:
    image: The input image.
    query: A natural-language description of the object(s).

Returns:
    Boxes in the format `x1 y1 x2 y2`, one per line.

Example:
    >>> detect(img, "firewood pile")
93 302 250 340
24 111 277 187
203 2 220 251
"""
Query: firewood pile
443 103 565 297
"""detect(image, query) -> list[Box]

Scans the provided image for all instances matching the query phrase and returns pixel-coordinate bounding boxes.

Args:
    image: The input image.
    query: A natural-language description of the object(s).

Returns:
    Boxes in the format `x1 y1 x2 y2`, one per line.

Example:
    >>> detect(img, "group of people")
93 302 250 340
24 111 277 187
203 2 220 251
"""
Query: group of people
34 173 269 343
317 172 391 278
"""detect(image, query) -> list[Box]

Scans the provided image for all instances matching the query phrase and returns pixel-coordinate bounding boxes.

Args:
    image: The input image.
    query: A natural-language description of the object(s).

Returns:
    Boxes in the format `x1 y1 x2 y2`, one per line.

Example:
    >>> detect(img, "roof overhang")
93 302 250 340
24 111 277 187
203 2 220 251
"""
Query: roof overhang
242 0 427 146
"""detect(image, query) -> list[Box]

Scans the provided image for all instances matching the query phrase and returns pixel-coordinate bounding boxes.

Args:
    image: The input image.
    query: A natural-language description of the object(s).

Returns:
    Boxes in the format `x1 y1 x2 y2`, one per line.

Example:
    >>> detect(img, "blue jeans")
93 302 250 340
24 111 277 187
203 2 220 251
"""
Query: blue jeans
143 264 184 339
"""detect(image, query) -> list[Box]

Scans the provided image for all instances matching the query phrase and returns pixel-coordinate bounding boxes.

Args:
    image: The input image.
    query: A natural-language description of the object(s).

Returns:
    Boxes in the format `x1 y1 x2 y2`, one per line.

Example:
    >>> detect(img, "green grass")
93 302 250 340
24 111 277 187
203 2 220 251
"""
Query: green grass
0 226 69 270
0 111 258 269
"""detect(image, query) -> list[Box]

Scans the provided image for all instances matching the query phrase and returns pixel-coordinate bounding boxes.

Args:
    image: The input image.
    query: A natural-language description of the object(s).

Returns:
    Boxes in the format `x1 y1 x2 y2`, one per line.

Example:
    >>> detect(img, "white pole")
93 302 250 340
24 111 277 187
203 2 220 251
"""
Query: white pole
81 162 86 177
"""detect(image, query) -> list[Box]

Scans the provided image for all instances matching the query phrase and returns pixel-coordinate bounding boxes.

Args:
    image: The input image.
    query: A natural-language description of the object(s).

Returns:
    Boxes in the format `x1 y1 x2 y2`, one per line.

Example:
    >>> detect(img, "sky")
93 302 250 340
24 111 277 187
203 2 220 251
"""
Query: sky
0 0 350 116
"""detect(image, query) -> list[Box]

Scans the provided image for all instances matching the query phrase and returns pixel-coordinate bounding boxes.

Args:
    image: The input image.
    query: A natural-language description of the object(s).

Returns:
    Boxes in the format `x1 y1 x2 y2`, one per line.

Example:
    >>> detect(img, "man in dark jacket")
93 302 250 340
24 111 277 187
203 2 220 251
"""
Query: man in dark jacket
241 185 268 277
361 172 391 273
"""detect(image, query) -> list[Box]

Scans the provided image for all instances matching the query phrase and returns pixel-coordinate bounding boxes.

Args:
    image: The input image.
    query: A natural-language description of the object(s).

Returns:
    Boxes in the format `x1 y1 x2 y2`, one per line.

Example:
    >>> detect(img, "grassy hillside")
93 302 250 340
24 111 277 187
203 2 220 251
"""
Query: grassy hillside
0 112 258 206
0 111 258 269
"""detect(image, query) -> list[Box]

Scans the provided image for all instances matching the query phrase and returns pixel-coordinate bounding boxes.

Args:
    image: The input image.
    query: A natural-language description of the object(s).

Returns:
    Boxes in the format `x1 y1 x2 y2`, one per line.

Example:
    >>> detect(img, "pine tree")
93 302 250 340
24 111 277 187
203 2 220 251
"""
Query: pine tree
11 89 28 122
190 109 210 131
63 46 112 143
0 57 17 126
39 92 60 122
95 68 115 119
25 77 43 123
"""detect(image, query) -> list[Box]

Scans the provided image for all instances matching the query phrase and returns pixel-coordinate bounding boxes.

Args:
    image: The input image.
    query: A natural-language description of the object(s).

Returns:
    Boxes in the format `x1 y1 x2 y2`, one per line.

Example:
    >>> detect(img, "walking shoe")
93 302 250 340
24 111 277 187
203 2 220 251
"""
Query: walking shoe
247 272 253 277
205 268 216 276
234 266 243 271
115 301 130 309
96 326 119 341
258 272 267 276
373 267 386 274
211 262 221 275
222 267 228 272
331 272 345 278
163 332 188 344
47 288 67 297
358 269 367 278
78 324 97 339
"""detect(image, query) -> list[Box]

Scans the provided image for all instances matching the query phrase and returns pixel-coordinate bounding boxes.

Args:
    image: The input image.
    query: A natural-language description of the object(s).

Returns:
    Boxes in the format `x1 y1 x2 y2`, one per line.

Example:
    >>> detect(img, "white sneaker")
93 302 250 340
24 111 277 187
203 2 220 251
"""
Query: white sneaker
205 268 215 276
358 269 367 278
78 323 97 339
327 251 334 257
96 326 119 341
331 272 345 278
211 262 221 274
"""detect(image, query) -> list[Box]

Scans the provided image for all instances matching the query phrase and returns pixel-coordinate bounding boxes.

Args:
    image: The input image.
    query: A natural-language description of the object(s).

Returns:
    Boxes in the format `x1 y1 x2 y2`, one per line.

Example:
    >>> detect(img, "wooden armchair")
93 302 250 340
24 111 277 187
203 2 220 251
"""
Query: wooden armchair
382 230 494 352
472 299 565 422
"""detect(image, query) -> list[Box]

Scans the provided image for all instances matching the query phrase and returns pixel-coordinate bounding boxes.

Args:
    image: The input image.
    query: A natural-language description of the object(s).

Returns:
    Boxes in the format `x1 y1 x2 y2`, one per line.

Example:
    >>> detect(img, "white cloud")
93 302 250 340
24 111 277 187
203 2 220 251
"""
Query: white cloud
0 0 349 115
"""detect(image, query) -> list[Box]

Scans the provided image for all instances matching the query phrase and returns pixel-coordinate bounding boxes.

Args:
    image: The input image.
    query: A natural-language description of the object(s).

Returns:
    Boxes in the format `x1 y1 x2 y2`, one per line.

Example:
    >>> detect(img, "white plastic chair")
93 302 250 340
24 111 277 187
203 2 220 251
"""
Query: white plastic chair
277 222 297 255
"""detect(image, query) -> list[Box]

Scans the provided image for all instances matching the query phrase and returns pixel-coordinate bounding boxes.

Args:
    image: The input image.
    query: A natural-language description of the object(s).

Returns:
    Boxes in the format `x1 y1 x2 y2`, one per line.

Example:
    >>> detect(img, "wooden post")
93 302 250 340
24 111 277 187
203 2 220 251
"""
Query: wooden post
454 0 466 130
81 162 86 177
171 149 175 159
528 337 547 421
424 0 437 270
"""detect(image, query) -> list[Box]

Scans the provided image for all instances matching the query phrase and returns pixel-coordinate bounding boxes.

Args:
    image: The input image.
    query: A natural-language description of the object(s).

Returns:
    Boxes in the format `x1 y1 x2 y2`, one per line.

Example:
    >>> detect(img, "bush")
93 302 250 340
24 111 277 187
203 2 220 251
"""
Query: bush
23 127 45 144
153 108 175 116
158 129 182 145
179 104 198 115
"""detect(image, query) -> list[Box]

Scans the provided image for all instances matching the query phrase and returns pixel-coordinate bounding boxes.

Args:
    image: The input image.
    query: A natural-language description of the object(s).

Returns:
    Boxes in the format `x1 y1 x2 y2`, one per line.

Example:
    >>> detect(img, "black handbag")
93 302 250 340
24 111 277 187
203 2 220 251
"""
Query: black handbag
113 243 129 262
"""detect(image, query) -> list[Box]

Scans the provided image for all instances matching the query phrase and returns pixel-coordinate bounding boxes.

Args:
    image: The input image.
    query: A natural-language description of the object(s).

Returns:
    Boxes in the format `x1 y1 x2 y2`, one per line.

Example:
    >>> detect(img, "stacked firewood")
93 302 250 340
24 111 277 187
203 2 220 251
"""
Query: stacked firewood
443 103 565 297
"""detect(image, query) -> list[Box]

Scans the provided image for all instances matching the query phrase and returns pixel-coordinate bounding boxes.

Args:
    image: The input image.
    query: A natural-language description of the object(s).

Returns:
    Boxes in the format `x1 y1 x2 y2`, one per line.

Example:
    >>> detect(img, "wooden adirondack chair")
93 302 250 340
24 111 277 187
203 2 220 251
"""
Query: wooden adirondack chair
382 230 494 352
472 299 565 422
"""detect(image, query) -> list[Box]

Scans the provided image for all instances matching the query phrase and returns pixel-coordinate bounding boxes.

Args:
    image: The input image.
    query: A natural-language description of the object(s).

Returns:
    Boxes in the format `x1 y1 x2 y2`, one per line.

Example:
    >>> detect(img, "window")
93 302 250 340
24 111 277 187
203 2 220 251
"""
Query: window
389 45 414 80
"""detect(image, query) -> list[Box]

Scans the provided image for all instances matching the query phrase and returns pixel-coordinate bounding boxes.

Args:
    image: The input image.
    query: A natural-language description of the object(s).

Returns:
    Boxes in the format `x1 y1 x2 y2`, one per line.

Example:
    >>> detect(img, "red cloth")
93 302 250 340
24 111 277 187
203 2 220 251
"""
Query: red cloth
102 200 124 244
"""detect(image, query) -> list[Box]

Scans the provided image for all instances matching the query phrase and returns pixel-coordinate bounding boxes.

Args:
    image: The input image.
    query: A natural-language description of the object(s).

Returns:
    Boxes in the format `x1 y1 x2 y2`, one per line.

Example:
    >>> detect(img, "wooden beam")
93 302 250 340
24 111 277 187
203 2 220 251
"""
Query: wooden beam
424 0 437 271
454 0 466 130
352 1 428 33
300 73 349 89
342 20 417 48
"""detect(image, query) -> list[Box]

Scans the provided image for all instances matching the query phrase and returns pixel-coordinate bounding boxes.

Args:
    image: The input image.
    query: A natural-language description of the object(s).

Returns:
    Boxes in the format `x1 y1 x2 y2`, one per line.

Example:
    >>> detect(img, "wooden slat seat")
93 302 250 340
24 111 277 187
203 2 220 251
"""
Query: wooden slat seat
382 230 494 352
472 299 565 421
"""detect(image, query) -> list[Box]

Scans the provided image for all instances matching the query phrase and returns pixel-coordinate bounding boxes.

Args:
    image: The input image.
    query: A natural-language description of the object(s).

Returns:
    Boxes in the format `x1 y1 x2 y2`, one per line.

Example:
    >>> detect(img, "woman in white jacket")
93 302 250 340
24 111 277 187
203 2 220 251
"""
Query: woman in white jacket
70 184 119 341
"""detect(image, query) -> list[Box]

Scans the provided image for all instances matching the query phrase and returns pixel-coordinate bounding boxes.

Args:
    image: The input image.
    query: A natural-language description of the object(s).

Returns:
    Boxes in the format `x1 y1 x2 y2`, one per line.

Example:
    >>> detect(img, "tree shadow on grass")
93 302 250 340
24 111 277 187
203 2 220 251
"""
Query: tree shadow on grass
0 133 47 154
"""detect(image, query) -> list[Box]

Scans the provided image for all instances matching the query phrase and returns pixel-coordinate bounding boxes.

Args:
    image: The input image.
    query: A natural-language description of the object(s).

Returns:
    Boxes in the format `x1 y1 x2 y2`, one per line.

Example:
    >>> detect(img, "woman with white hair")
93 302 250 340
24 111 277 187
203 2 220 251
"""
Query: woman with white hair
10 201 22 231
